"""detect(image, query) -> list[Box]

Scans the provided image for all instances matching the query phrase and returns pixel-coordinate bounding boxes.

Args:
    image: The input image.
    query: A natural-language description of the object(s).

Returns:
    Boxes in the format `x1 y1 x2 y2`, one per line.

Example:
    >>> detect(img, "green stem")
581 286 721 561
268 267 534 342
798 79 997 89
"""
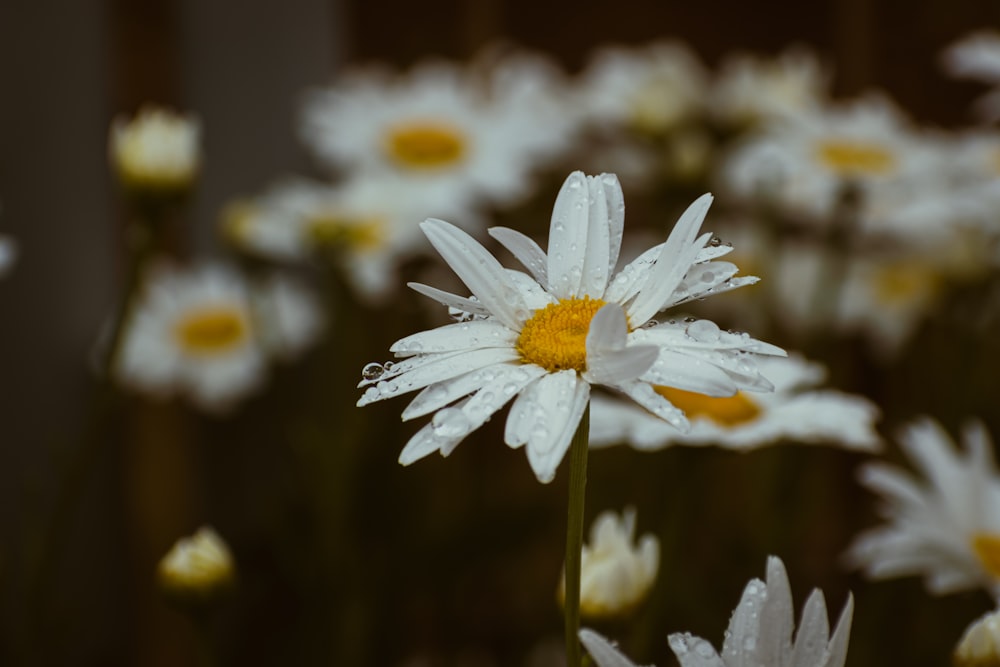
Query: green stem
564 403 590 667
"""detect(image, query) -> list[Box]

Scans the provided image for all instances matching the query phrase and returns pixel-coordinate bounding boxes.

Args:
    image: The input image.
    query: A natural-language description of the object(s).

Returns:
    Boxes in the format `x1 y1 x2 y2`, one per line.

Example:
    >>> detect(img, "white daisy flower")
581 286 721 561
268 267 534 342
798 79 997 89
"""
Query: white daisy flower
575 42 708 134
718 95 946 240
299 60 570 211
116 262 323 412
109 105 201 194
846 418 1000 597
668 556 853 667
358 170 784 483
711 47 830 127
0 234 17 278
222 177 477 302
558 507 659 619
955 609 1000 667
589 353 881 452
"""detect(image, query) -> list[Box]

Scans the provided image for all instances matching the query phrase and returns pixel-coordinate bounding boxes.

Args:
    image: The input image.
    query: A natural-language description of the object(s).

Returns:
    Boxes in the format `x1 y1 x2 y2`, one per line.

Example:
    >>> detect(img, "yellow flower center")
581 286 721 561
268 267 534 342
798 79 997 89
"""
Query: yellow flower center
873 262 940 305
385 121 467 170
306 213 384 251
816 140 896 176
973 534 1000 579
174 307 248 355
516 297 607 372
653 386 761 427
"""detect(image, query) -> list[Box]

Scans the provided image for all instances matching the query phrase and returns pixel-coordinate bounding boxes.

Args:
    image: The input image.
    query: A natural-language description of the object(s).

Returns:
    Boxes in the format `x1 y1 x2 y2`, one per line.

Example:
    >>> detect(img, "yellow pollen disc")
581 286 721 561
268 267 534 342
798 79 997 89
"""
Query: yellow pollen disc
306 213 383 251
516 297 607 372
385 121 467 170
174 307 248 355
816 140 896 176
973 534 1000 578
873 262 940 305
653 386 761 427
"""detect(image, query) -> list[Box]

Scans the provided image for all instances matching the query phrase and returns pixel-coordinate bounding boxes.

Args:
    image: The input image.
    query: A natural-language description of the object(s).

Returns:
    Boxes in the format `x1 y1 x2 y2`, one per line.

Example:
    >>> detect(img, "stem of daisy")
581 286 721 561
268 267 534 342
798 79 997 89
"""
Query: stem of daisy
564 402 590 667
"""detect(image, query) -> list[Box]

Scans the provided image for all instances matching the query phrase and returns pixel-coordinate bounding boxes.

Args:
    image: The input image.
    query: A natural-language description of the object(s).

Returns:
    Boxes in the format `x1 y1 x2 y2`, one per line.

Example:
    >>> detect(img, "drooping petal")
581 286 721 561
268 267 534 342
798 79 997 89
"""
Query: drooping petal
420 218 527 329
639 349 738 397
524 371 590 483
391 319 517 357
585 303 657 385
547 171 591 299
613 380 690 432
489 226 549 287
402 363 546 421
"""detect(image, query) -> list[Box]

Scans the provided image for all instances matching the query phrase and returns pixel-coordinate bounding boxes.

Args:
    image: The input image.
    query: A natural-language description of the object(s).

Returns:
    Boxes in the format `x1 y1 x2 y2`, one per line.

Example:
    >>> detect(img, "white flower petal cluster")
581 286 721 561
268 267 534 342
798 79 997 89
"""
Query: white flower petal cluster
158 526 235 600
847 418 1000 596
579 557 853 667
116 262 323 412
559 507 659 619
299 58 575 212
109 106 201 192
943 31 1000 122
358 170 783 483
668 556 853 667
590 353 881 452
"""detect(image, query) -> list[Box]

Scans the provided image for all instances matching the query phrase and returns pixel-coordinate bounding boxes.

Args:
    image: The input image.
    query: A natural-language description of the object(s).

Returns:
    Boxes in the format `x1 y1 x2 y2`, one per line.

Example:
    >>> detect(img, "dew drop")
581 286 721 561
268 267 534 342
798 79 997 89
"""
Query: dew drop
644 319 659 328
361 362 384 381
383 361 395 371
708 236 722 247
683 316 697 323
686 319 721 343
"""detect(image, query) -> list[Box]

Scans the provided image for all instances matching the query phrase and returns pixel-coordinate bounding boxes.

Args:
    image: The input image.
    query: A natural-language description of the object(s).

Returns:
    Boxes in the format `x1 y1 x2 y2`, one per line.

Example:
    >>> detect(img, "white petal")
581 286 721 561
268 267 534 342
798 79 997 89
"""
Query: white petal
505 375 546 449
585 305 658 385
789 589 829 667
390 319 517 357
670 275 761 309
579 629 639 667
640 349 738 397
825 594 854 667
357 348 519 406
489 226 549 287
421 218 527 329
627 194 714 325
604 242 664 304
757 557 794 663
407 282 491 317
586 302 629 351
613 380 690 432
602 173 625 279
547 171 591 299
668 633 726 667
580 175 612 297
402 363 545 421
524 371 590 483
722 577 768 666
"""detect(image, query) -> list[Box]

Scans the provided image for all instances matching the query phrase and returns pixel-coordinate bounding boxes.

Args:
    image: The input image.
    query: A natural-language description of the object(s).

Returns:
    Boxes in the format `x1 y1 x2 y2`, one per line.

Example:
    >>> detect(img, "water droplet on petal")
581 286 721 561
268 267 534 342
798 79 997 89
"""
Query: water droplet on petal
362 362 384 381
686 319 721 343
431 408 471 438
708 236 722 247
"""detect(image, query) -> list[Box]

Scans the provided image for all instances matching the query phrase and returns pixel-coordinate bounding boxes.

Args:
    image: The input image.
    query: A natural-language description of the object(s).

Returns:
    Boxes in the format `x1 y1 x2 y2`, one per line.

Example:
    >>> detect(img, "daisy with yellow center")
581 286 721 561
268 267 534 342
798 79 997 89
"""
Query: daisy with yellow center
590 353 881 452
115 263 323 411
358 170 784 483
847 418 1000 597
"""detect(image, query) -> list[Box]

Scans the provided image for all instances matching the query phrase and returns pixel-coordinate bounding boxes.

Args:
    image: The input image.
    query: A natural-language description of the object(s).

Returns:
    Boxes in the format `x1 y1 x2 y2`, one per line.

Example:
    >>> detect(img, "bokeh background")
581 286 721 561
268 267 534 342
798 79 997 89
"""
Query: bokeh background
2 0 1000 665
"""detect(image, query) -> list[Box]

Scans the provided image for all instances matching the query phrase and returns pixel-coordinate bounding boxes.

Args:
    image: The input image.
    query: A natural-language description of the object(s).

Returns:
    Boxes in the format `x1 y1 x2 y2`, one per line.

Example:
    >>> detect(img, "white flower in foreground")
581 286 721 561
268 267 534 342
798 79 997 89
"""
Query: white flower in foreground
590 353 881 452
579 629 644 667
299 60 571 211
559 507 659 619
846 418 1000 597
116 263 322 411
158 526 235 602
358 170 783 483
109 105 201 193
955 609 1000 667
0 235 17 278
222 177 477 302
669 556 853 667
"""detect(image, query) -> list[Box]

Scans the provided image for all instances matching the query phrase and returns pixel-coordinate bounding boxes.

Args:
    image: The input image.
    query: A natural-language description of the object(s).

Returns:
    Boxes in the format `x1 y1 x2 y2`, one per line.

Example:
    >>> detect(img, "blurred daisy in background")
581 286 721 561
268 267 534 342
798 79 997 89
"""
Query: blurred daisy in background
222 177 476 302
358 171 783 483
943 31 1000 122
717 95 944 238
558 507 659 620
109 105 201 196
710 47 830 129
846 418 1000 597
667 556 853 667
954 609 1000 667
0 234 17 278
299 58 574 212
115 262 323 412
157 526 236 605
590 353 881 451
575 42 708 135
